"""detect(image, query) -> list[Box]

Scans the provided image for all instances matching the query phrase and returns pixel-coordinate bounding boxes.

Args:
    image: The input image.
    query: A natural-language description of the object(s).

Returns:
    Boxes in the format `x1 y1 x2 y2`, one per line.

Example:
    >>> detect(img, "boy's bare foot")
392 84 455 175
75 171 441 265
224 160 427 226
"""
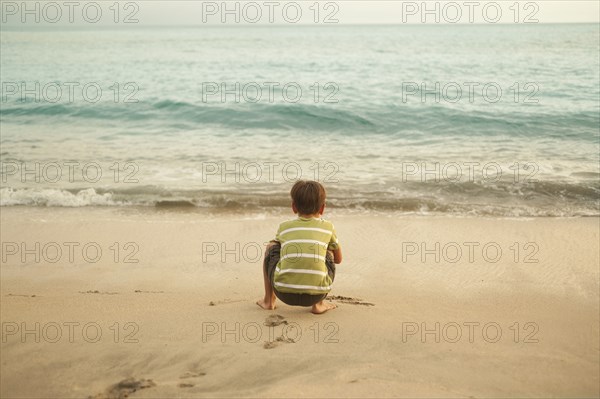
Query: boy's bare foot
256 299 276 310
311 300 337 314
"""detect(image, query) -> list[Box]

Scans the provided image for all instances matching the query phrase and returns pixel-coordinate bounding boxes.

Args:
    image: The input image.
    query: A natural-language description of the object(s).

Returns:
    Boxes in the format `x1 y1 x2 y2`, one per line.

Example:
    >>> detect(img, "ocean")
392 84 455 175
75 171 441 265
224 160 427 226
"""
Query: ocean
1 24 599 216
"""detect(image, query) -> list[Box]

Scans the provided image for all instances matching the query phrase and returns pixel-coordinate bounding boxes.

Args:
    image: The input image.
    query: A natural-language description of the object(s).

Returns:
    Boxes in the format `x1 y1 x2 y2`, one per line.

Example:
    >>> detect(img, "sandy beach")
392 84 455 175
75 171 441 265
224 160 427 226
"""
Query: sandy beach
1 207 598 398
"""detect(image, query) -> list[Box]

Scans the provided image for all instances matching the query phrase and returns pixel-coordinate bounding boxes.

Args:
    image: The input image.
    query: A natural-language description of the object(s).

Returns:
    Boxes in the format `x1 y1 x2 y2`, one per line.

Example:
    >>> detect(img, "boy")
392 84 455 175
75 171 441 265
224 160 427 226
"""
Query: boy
257 180 342 314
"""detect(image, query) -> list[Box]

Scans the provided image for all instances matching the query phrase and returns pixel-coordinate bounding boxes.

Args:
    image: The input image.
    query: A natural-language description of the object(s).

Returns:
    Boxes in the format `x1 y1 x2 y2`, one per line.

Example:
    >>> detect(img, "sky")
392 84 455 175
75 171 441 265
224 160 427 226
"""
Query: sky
1 0 599 27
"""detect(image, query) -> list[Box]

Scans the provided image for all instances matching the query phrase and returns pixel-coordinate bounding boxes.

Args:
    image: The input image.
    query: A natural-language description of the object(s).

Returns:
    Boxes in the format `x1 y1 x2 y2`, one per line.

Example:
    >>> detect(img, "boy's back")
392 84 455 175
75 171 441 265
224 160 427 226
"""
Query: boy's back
273 217 340 295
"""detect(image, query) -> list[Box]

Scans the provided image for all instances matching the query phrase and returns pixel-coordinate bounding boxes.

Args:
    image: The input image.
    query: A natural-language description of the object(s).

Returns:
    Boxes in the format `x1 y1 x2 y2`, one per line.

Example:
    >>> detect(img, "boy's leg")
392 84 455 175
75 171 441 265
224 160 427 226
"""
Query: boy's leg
311 300 336 314
325 250 336 282
311 251 337 314
257 241 280 310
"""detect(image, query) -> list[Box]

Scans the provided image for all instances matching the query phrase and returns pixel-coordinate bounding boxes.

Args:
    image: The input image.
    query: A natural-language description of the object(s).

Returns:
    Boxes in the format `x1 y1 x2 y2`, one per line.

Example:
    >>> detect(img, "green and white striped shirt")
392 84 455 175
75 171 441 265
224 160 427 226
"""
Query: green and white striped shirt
273 217 340 295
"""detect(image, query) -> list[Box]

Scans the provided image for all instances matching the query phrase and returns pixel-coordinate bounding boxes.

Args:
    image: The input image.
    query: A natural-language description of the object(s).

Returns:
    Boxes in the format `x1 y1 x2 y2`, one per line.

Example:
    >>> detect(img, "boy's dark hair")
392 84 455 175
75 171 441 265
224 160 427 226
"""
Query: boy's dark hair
291 180 326 215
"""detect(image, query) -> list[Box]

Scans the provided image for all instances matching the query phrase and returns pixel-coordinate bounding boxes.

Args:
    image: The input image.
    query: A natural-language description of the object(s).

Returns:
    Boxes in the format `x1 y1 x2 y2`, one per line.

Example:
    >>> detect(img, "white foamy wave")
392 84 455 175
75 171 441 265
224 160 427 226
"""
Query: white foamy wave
0 188 127 207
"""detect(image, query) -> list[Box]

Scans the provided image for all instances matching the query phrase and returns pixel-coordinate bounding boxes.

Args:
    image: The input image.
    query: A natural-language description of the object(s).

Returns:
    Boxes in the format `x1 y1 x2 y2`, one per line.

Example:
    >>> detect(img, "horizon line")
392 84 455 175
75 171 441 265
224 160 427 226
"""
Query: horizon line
1 21 598 30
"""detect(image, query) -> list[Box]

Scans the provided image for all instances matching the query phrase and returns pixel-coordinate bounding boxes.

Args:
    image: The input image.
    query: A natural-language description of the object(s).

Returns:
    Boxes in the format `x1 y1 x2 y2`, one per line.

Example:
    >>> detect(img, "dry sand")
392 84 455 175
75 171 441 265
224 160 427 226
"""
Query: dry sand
1 207 598 398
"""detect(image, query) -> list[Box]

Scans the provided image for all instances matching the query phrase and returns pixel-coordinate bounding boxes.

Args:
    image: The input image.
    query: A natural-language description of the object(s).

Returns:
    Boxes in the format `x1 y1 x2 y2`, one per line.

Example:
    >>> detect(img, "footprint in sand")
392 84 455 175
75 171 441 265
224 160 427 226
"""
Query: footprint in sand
208 299 244 306
264 314 288 327
327 295 375 306
179 371 206 379
79 290 119 295
90 377 155 399
134 290 164 294
178 370 206 389
179 382 195 388
262 315 295 349
263 335 296 349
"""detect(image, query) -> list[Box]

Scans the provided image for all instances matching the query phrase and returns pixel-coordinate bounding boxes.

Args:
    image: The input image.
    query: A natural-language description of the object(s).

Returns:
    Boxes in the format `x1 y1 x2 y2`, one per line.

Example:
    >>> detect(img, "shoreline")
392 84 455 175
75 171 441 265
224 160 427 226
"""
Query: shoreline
2 204 599 219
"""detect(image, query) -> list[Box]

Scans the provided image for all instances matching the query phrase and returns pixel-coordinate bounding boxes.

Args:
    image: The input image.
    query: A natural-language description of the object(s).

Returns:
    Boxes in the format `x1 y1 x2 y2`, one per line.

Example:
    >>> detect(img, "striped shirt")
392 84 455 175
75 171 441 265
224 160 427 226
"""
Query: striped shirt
273 217 340 295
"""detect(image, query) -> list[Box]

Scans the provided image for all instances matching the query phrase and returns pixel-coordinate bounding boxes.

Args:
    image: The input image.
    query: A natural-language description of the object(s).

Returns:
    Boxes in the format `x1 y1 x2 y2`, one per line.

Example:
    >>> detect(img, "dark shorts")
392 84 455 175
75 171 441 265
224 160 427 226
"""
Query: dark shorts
264 241 335 307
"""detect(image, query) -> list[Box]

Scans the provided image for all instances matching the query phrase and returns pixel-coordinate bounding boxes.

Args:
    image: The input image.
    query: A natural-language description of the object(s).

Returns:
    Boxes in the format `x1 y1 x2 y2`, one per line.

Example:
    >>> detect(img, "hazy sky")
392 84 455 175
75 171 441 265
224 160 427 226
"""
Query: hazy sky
1 1 599 26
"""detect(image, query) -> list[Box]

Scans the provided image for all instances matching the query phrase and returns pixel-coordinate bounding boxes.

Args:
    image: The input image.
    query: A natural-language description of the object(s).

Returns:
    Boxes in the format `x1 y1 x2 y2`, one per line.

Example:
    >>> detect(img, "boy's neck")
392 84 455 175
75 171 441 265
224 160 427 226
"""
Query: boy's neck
297 213 321 219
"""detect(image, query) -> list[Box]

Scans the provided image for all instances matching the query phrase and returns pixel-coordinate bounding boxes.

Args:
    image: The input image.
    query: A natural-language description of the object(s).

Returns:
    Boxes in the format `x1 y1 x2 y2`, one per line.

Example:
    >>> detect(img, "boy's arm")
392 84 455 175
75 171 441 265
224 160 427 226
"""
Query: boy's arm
332 247 342 264
328 224 342 264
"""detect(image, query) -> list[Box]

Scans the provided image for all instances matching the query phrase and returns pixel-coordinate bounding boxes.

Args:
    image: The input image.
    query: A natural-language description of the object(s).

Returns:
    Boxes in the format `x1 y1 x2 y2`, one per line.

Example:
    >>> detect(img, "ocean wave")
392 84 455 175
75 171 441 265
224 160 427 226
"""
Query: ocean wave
2 99 598 136
2 183 598 217
0 187 127 207
0 100 375 132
